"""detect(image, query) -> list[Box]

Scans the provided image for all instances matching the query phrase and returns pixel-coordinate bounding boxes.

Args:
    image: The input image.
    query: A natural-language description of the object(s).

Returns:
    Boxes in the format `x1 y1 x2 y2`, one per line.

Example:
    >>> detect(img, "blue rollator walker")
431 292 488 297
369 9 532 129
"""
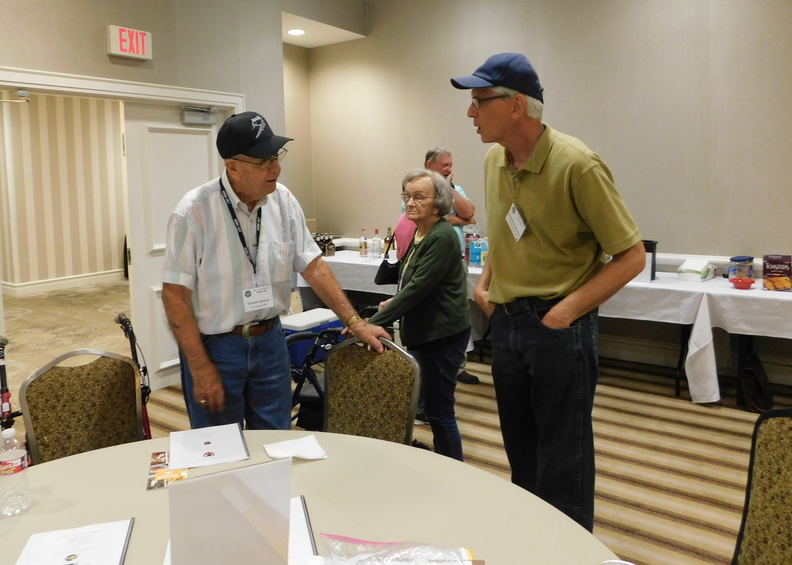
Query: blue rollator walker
288 327 344 431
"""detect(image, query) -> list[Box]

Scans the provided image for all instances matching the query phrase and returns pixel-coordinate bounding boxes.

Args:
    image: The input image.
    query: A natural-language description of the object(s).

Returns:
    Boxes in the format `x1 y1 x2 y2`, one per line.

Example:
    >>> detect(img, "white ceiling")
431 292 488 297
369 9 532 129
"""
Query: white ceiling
281 12 365 49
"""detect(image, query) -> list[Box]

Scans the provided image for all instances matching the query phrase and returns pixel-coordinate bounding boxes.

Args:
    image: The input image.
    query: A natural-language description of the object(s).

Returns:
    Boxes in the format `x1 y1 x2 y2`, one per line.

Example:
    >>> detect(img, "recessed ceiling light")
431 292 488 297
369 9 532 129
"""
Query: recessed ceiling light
287 29 305 36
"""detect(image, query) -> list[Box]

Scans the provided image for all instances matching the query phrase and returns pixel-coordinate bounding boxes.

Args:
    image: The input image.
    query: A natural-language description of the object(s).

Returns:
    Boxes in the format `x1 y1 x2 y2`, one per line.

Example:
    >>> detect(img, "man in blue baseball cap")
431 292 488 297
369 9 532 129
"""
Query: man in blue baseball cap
452 53 645 531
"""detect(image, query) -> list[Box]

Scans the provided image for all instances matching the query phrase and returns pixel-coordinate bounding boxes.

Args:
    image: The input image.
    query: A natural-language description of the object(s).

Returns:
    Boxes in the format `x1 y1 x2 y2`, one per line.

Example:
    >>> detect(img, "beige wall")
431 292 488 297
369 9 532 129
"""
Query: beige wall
0 93 125 291
308 0 792 258
283 44 316 221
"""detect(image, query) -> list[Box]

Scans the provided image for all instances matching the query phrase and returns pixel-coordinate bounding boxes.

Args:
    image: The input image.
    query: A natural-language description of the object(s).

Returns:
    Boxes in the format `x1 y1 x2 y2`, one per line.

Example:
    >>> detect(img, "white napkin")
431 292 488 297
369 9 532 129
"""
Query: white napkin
264 434 328 460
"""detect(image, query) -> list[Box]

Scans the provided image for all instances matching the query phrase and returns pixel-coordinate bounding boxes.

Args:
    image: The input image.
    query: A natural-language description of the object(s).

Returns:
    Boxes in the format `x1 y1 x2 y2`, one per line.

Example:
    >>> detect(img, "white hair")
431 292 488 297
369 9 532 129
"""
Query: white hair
493 85 543 119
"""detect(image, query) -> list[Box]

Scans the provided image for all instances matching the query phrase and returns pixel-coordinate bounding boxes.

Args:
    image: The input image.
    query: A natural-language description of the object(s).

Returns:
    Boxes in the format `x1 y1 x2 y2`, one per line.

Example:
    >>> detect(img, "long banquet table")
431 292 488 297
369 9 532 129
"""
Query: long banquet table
301 251 792 403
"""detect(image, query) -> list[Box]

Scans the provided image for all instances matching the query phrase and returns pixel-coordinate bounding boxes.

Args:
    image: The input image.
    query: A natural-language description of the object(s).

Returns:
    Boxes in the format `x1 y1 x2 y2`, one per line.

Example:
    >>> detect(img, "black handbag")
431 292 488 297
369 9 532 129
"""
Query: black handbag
374 238 400 285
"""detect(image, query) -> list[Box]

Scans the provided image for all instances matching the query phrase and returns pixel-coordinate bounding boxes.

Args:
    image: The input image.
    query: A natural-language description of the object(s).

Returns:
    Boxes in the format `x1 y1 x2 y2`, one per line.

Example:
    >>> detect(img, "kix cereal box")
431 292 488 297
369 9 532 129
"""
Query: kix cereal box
763 255 792 291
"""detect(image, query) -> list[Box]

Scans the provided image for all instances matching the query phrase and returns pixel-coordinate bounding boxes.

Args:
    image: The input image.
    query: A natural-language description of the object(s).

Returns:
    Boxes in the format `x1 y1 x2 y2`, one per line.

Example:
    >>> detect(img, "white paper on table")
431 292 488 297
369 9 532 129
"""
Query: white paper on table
264 434 328 460
168 422 249 469
289 496 318 562
15 518 134 565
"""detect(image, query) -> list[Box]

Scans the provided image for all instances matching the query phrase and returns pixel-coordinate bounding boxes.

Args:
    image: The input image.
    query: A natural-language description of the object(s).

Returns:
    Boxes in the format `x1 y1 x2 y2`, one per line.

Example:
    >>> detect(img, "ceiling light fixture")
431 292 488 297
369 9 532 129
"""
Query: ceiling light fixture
287 29 305 36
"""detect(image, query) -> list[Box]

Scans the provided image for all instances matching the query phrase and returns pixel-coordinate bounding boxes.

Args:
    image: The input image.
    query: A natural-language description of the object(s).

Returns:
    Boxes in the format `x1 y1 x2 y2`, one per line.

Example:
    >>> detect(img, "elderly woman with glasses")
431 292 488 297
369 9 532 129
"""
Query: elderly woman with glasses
368 169 471 460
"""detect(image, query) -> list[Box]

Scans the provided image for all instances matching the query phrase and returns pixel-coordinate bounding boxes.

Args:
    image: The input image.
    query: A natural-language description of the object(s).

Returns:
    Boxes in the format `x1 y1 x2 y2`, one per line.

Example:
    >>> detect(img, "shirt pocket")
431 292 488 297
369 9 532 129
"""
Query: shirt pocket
271 241 295 283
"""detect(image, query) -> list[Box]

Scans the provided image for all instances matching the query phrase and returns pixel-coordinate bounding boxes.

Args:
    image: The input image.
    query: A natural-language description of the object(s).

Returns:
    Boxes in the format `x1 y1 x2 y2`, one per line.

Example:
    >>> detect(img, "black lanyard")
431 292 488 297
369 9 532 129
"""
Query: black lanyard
219 178 261 274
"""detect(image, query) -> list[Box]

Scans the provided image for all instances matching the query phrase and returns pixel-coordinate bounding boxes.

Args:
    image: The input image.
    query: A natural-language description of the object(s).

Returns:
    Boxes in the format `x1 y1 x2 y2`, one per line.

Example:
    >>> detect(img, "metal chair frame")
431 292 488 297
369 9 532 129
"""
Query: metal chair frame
19 348 144 464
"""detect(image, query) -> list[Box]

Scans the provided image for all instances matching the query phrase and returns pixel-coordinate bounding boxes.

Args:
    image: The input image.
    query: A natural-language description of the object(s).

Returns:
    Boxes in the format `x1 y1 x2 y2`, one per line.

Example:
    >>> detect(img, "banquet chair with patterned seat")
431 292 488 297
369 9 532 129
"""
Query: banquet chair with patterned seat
323 337 420 445
19 348 145 464
731 407 792 564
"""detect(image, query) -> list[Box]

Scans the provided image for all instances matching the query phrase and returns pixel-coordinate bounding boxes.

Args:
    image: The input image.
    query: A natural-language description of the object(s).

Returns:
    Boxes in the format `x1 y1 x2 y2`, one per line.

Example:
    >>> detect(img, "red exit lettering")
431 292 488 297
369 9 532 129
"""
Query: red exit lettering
118 28 148 55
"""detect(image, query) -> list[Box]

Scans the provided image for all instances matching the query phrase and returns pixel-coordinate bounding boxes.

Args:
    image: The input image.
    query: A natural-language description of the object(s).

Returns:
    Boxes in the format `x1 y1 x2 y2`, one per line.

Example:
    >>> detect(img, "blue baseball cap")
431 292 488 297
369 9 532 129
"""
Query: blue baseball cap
451 53 544 103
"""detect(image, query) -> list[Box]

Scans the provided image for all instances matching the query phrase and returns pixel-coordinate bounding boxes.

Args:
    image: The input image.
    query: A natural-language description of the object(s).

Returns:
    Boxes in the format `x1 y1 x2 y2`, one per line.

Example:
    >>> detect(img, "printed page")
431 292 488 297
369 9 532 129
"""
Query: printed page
168 423 249 469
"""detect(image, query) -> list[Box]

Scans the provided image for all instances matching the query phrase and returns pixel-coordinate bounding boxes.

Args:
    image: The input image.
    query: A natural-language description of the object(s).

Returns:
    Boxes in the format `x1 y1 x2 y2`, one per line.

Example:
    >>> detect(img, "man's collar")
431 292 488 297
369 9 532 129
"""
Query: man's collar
220 169 243 209
499 123 552 173
221 169 267 212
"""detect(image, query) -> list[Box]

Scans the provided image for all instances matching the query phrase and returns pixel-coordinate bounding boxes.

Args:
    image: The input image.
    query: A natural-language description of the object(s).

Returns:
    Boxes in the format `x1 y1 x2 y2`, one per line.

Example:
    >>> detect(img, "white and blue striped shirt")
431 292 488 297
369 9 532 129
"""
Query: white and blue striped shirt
162 170 320 334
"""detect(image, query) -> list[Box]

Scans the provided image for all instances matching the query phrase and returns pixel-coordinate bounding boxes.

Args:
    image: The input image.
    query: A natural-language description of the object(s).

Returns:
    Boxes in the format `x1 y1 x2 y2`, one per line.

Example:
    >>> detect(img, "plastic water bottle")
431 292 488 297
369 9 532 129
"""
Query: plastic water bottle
463 224 479 263
480 237 489 266
369 229 383 259
470 239 483 267
0 428 32 516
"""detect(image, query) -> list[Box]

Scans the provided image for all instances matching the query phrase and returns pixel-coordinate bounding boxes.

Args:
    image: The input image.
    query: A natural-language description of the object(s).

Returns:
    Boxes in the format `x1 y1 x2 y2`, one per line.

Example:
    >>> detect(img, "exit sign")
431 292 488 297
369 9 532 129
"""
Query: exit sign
107 25 153 60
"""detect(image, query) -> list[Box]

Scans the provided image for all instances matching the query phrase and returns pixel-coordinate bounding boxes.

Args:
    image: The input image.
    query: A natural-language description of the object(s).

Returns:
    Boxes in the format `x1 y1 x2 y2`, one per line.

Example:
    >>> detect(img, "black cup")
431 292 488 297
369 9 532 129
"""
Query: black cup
642 240 657 280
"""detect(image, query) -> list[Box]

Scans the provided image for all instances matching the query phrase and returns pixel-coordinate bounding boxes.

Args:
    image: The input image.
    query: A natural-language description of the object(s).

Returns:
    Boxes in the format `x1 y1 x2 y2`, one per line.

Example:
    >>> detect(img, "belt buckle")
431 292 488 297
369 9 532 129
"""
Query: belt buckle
241 322 256 339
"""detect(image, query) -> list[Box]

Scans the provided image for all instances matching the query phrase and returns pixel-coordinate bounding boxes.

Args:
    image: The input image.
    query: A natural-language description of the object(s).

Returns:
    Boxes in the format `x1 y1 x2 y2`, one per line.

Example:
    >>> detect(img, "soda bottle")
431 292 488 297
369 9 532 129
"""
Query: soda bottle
359 229 368 257
0 428 32 516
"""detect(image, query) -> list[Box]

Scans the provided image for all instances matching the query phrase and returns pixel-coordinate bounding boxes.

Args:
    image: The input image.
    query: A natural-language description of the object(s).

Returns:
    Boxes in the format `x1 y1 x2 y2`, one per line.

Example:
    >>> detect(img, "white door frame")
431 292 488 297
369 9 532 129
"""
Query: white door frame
0 65 244 352
0 67 244 110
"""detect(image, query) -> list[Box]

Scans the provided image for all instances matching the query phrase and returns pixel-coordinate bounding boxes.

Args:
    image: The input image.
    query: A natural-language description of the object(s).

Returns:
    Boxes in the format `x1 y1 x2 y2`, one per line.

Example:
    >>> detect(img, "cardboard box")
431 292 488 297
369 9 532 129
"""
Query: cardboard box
762 254 792 291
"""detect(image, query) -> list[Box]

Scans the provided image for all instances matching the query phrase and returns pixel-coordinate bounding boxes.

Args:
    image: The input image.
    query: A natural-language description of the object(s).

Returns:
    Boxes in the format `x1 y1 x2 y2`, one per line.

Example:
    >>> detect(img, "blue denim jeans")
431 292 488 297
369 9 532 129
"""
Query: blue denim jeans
490 297 599 531
409 327 471 461
180 320 292 430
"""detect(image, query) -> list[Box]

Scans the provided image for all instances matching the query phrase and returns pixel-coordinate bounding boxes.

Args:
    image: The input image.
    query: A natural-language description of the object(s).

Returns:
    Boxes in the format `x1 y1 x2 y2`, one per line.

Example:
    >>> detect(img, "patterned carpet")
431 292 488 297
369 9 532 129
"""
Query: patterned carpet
4 281 791 564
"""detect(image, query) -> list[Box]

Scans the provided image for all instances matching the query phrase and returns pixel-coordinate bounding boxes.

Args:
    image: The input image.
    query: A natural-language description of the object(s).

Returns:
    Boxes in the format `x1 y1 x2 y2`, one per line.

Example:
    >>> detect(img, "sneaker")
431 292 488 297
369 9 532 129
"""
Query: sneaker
414 410 429 425
457 370 480 384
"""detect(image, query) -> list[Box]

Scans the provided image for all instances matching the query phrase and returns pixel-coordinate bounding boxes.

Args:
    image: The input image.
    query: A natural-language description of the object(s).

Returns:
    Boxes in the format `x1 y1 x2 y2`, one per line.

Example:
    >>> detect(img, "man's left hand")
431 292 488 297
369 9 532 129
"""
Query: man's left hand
348 320 390 352
541 306 572 329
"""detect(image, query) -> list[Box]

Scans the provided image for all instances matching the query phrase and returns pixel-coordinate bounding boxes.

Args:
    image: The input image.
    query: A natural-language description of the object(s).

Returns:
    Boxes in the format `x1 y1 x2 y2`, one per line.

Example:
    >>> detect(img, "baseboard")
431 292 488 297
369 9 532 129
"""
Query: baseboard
598 334 680 369
1 270 126 297
598 333 792 387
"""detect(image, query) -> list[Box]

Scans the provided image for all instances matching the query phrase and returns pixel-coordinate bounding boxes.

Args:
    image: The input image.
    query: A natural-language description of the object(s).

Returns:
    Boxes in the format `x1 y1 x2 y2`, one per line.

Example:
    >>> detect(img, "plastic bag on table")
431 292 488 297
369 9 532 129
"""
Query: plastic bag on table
319 534 479 564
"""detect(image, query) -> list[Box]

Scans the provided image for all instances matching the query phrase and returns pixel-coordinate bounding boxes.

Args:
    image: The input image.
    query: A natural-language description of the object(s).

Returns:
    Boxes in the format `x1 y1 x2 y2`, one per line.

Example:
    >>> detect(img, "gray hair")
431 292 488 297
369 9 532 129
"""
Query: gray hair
424 146 451 164
493 85 544 119
401 168 454 216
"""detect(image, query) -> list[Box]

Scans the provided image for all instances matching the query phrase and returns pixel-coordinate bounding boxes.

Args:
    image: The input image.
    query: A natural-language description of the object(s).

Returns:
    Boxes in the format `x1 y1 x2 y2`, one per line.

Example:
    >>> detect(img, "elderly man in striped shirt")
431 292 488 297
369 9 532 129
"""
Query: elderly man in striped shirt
162 111 388 430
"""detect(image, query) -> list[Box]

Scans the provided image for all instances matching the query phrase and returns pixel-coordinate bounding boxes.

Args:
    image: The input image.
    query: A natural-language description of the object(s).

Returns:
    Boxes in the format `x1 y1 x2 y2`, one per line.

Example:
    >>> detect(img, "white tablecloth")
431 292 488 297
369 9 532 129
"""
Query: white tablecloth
302 252 792 403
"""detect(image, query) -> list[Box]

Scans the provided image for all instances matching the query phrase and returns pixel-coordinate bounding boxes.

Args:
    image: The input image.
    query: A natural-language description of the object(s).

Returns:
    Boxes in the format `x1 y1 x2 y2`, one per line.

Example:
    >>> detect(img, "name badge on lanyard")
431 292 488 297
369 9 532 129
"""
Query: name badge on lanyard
243 286 274 312
220 178 276 313
506 203 527 242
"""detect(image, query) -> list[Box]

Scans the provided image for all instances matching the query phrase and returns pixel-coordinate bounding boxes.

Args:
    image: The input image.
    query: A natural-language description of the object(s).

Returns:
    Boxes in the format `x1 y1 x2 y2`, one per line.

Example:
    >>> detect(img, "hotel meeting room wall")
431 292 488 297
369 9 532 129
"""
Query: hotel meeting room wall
304 1 792 260
2 1 791 277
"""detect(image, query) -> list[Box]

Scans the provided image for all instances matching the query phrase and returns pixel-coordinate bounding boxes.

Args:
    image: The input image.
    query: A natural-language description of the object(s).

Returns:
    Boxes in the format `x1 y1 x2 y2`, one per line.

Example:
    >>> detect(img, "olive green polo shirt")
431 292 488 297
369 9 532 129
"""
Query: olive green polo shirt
484 125 641 303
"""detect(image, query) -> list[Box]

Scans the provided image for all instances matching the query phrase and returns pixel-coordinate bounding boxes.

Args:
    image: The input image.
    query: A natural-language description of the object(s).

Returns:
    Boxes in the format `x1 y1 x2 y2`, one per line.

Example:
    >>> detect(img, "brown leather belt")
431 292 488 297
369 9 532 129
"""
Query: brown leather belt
231 317 278 339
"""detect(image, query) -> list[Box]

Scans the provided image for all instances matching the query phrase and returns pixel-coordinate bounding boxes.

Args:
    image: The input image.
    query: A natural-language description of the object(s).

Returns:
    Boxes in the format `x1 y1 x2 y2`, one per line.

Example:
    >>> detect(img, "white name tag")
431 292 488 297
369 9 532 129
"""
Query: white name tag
506 203 527 242
242 286 274 312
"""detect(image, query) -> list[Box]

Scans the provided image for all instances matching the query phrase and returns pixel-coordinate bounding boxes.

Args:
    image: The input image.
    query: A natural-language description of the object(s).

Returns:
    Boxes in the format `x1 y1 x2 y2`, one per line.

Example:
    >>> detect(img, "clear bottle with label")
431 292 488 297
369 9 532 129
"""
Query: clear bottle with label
728 256 754 279
463 224 479 263
370 229 383 259
480 237 489 266
0 428 32 516
470 238 484 267
359 229 367 257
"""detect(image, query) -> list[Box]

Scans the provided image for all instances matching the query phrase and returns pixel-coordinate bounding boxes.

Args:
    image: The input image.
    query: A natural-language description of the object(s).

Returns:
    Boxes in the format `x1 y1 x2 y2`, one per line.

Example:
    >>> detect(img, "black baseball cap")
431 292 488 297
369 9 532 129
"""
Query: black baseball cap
451 53 544 103
216 111 292 159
